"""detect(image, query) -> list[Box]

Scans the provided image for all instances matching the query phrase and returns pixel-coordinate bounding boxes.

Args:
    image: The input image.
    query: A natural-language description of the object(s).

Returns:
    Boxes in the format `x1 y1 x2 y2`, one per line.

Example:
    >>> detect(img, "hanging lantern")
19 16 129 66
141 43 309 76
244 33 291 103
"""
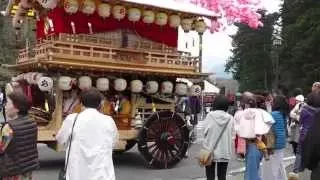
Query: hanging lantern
37 77 53 92
130 80 143 93
155 12 168 26
30 72 39 84
112 5 126 20
37 0 58 9
64 0 79 14
114 78 127 91
98 3 111 18
169 14 181 28
96 78 109 91
58 76 73 91
128 8 141 22
161 81 173 94
81 0 96 15
190 85 202 96
79 76 92 90
146 81 158 94
195 19 207 34
175 83 188 96
181 18 193 32
142 10 155 24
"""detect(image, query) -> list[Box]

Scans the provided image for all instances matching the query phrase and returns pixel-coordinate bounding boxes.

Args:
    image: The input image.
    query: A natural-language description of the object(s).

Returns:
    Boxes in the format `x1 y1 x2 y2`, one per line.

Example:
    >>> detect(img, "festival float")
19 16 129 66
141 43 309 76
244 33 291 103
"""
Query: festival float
2 0 262 168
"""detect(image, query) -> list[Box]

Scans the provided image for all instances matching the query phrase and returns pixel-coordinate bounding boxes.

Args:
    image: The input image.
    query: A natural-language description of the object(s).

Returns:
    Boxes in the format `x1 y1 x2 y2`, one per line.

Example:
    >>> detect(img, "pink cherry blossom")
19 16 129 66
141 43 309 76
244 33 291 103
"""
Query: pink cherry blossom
187 0 263 32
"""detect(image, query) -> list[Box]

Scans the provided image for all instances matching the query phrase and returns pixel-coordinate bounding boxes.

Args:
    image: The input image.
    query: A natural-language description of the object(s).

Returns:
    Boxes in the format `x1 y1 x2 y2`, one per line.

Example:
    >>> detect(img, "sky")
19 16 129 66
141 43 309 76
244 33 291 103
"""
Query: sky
178 0 282 78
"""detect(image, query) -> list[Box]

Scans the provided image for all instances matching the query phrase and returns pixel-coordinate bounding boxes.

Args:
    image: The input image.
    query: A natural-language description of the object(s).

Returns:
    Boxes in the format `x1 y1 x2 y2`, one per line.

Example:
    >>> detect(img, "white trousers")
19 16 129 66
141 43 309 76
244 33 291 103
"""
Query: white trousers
261 149 288 180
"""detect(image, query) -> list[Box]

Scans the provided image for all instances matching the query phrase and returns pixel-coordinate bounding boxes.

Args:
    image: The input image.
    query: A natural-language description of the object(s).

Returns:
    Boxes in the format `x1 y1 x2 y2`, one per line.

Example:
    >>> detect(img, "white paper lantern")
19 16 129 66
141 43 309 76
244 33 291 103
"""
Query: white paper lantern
169 14 181 28
181 18 193 32
64 0 79 14
146 81 158 94
114 78 127 91
98 3 111 18
155 12 168 26
82 0 96 15
113 5 126 20
128 8 141 22
37 0 58 9
58 76 73 91
195 19 207 34
31 73 42 84
26 73 33 84
190 85 202 96
12 14 25 29
37 77 53 92
161 81 173 94
130 80 143 93
96 78 109 91
143 10 155 24
175 83 188 96
78 76 92 90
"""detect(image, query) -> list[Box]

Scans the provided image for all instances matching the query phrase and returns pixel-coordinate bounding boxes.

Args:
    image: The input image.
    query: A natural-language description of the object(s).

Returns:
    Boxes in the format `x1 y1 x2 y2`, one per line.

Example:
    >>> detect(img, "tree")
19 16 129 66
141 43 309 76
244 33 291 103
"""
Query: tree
279 0 320 93
225 10 279 91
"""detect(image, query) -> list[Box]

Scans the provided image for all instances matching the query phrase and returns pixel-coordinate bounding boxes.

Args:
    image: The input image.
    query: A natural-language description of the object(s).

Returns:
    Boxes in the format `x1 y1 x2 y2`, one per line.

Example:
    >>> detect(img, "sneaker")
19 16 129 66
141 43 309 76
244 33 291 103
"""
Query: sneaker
288 172 299 180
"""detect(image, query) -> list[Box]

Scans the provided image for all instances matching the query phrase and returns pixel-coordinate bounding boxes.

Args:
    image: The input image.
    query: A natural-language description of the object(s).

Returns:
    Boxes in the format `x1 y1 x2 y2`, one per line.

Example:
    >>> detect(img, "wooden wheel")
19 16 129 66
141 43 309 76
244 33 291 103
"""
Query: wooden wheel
138 111 189 169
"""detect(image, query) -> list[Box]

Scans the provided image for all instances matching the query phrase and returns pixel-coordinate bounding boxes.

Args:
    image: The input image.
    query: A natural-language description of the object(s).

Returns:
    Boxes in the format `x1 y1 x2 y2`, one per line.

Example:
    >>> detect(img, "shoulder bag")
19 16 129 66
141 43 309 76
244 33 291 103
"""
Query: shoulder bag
58 114 79 180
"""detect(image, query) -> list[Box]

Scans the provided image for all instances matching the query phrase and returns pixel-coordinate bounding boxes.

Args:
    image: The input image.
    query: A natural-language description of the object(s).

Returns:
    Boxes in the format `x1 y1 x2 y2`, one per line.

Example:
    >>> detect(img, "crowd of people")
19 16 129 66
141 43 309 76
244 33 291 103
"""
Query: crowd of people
199 82 320 180
1 82 320 180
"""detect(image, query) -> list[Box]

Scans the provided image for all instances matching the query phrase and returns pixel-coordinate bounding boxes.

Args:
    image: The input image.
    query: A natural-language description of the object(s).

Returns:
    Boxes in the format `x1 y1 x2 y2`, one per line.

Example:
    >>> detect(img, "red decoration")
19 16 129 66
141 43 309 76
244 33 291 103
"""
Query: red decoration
36 8 178 47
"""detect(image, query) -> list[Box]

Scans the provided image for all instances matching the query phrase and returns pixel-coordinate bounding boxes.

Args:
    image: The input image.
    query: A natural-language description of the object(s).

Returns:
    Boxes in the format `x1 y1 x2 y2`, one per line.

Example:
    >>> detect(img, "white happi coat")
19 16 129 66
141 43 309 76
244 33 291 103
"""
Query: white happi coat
56 108 119 180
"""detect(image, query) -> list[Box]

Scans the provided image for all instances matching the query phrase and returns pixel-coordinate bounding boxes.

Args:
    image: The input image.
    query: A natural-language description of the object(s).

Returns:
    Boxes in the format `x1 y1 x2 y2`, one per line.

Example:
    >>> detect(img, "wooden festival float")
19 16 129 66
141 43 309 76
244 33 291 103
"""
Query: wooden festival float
2 0 217 168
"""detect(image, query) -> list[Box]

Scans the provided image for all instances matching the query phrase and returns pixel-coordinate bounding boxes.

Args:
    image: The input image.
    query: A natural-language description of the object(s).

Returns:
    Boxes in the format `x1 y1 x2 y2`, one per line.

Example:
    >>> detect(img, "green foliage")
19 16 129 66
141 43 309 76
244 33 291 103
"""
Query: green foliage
280 0 320 93
225 10 279 92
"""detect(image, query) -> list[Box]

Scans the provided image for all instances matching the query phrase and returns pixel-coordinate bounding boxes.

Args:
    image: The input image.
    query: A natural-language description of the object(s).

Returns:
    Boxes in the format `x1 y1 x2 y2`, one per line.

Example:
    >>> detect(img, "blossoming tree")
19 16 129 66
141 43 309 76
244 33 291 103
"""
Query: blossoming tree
188 0 263 32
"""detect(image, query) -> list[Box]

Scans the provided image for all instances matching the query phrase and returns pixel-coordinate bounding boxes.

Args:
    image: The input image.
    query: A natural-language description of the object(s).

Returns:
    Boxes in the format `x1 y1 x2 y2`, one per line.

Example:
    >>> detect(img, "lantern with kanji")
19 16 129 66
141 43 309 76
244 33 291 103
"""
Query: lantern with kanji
37 77 53 92
161 81 173 94
128 8 141 22
175 83 188 96
142 10 155 24
37 0 57 9
169 14 180 28
155 12 168 26
64 0 79 14
98 3 111 18
113 5 126 20
81 0 96 15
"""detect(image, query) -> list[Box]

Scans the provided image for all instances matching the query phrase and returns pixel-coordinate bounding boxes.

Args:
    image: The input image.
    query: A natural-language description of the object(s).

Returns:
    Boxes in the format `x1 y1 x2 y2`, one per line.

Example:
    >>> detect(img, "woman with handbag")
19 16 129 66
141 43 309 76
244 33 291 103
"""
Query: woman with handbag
199 95 234 180
261 95 289 180
0 90 39 180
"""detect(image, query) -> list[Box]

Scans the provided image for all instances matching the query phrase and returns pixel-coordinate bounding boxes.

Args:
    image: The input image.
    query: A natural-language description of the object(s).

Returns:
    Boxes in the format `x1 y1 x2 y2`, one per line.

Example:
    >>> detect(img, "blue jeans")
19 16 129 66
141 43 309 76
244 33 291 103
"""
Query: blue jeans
293 143 303 173
245 143 263 180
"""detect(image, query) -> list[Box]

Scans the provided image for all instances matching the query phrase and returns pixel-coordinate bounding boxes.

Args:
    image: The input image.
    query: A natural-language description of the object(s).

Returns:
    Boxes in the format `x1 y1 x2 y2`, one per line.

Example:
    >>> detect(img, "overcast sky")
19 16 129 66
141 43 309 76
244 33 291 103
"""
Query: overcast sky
178 0 282 78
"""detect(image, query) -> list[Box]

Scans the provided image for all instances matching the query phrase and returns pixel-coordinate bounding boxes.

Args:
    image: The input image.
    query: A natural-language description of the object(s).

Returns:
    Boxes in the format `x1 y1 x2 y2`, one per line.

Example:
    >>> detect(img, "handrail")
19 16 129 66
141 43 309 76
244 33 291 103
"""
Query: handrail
16 33 200 72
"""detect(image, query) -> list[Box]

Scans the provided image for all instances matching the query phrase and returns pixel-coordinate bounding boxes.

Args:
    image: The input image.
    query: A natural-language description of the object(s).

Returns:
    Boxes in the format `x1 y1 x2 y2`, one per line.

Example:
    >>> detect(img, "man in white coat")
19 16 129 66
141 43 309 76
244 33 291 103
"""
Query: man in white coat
57 88 119 180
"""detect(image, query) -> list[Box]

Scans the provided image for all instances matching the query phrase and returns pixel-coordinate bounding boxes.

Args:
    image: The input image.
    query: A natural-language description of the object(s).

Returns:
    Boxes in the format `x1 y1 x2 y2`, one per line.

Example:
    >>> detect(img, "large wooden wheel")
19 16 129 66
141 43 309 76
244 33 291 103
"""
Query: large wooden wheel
138 111 189 169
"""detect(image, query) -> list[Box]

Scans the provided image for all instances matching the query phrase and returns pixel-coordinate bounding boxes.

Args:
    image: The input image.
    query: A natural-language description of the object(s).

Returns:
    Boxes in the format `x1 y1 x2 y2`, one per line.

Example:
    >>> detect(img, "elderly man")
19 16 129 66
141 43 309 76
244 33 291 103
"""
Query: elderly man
57 88 119 180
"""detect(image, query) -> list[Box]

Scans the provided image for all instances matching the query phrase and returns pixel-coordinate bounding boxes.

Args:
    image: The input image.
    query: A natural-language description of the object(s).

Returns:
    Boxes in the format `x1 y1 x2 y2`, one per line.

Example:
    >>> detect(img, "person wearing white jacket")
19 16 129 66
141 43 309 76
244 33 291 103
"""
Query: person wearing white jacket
202 95 234 180
289 95 305 155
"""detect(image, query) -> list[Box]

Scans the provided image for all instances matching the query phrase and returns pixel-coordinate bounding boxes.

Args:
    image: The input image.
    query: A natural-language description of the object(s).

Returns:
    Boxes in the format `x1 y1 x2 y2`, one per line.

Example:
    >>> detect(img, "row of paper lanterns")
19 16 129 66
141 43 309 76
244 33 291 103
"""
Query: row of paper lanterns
11 73 201 96
61 0 207 33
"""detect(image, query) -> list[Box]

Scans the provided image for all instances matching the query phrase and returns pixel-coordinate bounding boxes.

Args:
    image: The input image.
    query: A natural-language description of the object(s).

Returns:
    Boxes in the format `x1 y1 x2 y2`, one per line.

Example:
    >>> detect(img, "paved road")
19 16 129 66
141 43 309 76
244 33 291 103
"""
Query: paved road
30 121 310 180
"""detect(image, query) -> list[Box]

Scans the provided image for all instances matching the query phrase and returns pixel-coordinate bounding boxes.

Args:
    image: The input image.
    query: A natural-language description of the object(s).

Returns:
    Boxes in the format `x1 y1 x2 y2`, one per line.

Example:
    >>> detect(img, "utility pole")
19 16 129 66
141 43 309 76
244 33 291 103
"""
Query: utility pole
273 38 281 92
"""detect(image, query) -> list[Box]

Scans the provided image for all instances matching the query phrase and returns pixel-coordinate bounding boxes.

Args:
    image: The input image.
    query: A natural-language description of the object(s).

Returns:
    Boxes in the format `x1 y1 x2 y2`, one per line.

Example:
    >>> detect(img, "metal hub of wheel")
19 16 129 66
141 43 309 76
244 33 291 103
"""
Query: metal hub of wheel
138 111 189 169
